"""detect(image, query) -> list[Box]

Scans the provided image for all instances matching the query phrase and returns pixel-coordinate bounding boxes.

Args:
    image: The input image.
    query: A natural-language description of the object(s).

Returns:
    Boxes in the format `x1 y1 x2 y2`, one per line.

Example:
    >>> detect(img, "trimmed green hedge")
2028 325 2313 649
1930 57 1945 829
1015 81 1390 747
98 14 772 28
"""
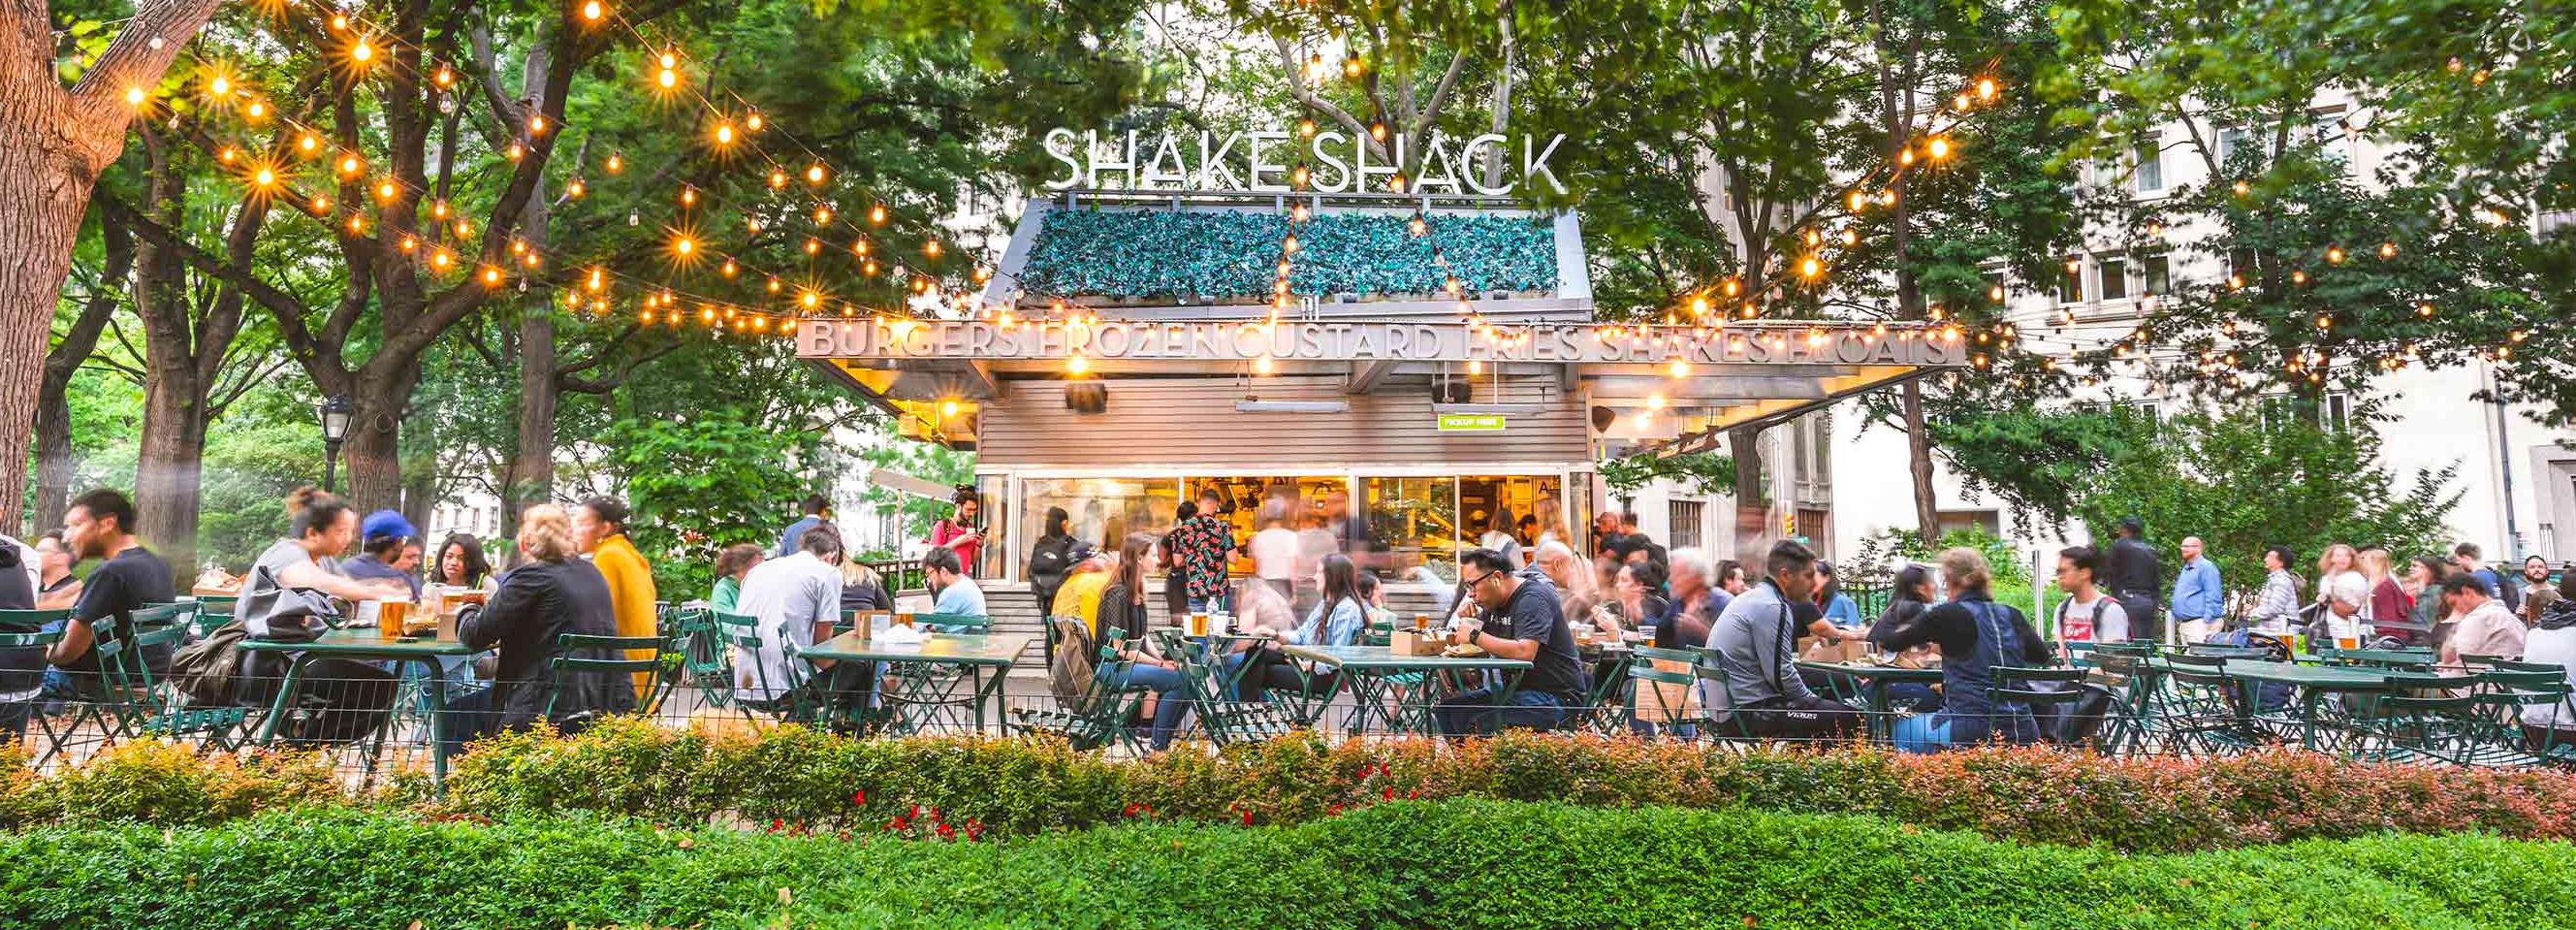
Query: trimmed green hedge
3 801 2571 929
16 722 2576 855
1020 208 1557 299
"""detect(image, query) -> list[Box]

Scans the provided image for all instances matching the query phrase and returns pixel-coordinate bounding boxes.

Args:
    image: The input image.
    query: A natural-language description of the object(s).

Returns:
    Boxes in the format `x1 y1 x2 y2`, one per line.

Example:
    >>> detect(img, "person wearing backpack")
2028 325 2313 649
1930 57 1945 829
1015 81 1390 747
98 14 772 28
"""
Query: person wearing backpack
1026 507 1076 618
2052 545 2131 647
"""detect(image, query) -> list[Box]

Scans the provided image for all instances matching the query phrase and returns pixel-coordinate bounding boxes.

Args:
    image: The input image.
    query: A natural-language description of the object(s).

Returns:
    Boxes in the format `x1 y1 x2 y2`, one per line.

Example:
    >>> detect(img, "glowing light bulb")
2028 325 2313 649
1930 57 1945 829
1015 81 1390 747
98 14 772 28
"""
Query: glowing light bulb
299 134 319 153
351 40 373 64
528 113 546 135
582 0 603 20
1800 256 1823 278
673 236 694 256
1926 137 1951 160
337 155 360 176
434 65 454 88
564 177 584 198
768 169 787 189
245 101 266 120
714 123 734 144
252 167 276 187
869 204 886 225
746 112 762 132
806 163 826 184
208 75 230 96
1976 77 1997 100
1067 353 1089 375
2378 241 2396 259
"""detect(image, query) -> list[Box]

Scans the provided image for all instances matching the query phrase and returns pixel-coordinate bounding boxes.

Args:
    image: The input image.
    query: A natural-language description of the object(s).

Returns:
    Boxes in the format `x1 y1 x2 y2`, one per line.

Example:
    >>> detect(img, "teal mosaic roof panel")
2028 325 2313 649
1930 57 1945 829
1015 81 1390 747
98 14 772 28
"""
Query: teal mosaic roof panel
1019 208 1558 300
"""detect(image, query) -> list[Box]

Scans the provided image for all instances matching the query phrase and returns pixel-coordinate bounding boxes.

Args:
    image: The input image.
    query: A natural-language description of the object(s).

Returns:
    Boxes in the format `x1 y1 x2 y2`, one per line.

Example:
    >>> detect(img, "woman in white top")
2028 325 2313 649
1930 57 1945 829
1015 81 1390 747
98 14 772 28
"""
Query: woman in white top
2313 543 2365 612
2520 574 2576 750
1476 507 1523 570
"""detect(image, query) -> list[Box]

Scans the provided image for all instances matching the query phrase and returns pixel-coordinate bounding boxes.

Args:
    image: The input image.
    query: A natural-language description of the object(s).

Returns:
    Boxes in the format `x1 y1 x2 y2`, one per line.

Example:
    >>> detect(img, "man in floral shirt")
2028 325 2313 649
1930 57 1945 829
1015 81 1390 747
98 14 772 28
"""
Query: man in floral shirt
1171 489 1237 614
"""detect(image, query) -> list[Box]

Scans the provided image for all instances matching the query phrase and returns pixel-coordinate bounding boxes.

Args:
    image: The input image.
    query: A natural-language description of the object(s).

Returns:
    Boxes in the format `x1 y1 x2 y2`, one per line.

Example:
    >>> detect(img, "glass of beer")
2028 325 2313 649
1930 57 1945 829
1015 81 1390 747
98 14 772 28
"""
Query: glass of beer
1413 613 1429 631
376 598 408 637
1187 612 1209 637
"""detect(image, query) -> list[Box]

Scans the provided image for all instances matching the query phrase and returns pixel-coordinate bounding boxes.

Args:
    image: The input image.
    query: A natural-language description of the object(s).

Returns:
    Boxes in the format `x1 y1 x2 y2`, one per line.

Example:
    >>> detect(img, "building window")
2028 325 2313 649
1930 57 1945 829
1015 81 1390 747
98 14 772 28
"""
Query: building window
2258 392 2353 432
2056 258 2084 305
2218 127 2253 166
1936 509 2000 538
1668 499 1705 550
2310 107 2349 165
2133 141 2162 193
2098 257 2129 302
2143 254 2171 297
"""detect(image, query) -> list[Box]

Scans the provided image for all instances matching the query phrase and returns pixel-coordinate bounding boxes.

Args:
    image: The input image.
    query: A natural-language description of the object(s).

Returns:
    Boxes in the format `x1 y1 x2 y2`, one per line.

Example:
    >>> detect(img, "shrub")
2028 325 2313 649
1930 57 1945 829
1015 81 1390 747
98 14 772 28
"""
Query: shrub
0 741 339 829
1 800 2571 930
420 720 2576 851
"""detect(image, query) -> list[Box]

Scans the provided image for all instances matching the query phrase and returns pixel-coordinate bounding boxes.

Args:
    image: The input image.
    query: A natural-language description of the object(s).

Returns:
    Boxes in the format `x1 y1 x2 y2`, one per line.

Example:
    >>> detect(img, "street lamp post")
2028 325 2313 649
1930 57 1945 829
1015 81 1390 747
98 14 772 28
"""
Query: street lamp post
317 395 354 494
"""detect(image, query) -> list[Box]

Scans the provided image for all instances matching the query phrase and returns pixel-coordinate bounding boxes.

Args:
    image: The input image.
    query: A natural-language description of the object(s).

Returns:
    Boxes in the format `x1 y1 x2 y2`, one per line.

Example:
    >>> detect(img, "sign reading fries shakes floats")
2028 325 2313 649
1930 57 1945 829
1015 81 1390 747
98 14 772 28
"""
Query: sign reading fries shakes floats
797 319 1962 368
1041 128 1570 196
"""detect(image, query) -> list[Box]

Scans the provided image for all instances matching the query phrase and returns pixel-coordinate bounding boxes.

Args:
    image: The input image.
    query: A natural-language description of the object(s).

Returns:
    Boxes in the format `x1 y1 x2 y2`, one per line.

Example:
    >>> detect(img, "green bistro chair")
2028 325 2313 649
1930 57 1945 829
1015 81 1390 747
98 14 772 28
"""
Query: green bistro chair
1988 665 2088 746
665 606 731 709
545 633 676 723
2458 668 2568 768
912 612 989 634
1156 628 1299 747
2159 654 2261 756
714 610 811 724
0 625 61 752
1690 647 1758 742
122 622 251 750
2347 671 2488 766
2085 650 2170 755
1010 625 1144 752
1626 645 1704 738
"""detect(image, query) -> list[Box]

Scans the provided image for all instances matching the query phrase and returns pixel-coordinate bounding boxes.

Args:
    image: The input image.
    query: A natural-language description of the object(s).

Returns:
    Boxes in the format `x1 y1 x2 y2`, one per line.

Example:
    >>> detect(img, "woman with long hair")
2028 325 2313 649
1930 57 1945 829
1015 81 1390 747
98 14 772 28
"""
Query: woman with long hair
1864 563 1943 710
1881 548 2055 753
709 544 762 613
1604 560 1671 645
2314 543 2363 608
1817 561 1862 628
237 487 406 744
1097 531 1190 752
1293 553 1368 648
431 532 494 592
2403 555 2450 642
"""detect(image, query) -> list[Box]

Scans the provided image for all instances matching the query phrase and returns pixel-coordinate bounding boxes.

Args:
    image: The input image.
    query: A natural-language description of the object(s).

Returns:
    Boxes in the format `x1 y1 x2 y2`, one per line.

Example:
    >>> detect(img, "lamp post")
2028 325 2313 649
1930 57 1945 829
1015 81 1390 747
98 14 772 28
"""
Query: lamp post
316 395 353 494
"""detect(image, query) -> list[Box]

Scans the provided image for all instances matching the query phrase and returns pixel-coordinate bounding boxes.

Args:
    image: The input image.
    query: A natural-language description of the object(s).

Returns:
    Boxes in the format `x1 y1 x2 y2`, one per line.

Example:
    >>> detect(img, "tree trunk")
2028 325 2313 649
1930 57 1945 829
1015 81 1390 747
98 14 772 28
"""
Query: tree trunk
0 0 224 532
134 380 208 568
1903 379 1941 543
342 375 413 510
1730 426 1767 562
35 221 130 533
506 309 558 532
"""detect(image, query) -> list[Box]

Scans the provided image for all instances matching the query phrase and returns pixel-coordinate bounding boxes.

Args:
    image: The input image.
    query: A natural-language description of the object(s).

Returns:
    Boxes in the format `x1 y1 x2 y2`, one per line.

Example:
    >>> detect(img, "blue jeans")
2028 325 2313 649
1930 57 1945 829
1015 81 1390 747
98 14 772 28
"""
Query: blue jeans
1103 660 1191 751
1892 712 1954 754
1434 687 1568 735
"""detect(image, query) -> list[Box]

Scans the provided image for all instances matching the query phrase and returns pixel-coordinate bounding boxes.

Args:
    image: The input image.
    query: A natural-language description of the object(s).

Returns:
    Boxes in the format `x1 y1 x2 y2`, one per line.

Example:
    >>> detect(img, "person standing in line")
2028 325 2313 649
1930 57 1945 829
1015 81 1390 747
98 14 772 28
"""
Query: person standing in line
1590 512 1626 563
2249 546 2303 634
776 494 834 559
930 489 985 577
924 548 986 616
1248 501 1300 604
1169 489 1236 615
1026 507 1076 618
2398 555 2448 644
2168 536 2224 642
2313 543 2365 610
2439 572 2526 665
710 544 762 613
2454 542 2518 617
2306 574 2373 645
572 497 658 695
1703 540 1860 741
2517 556 2560 625
2103 517 2164 643
2052 545 2131 646
2361 546 2408 631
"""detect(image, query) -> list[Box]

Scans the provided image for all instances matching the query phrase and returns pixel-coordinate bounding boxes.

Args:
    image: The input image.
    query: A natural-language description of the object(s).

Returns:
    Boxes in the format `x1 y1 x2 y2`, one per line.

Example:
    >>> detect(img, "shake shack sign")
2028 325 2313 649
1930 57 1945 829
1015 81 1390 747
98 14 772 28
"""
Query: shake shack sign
799 319 1959 368
1040 128 1568 196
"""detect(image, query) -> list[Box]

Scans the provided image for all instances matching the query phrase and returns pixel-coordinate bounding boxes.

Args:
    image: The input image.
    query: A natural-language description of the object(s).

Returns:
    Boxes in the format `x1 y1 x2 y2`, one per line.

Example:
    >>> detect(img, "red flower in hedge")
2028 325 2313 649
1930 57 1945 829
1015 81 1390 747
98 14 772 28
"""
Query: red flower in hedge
1327 804 1343 816
1123 802 1143 818
1383 786 1395 800
935 822 956 841
849 789 867 807
965 819 985 842
1240 809 1254 825
768 818 785 833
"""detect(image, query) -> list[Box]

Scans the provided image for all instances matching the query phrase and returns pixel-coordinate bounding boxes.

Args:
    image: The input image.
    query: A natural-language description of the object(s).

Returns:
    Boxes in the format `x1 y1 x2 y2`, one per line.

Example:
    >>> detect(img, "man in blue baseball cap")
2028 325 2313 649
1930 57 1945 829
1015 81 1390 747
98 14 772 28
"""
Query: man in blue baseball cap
341 509 423 598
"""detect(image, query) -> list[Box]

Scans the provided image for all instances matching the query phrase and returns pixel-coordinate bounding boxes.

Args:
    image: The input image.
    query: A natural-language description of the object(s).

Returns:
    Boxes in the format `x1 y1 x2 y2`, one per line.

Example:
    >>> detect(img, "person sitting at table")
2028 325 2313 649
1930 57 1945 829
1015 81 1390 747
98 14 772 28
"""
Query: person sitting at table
1096 532 1190 752
340 510 424 599
734 526 875 718
709 544 762 613
1600 560 1670 646
924 548 986 617
431 532 494 593
1053 542 1111 631
1817 562 1863 629
2438 572 2525 665
839 556 893 615
2518 573 2576 751
1534 541 1602 626
230 487 409 744
1881 548 2057 754
1862 563 1942 712
1704 540 1860 741
456 504 634 736
1431 547 1587 735
1233 553 1366 705
33 530 80 611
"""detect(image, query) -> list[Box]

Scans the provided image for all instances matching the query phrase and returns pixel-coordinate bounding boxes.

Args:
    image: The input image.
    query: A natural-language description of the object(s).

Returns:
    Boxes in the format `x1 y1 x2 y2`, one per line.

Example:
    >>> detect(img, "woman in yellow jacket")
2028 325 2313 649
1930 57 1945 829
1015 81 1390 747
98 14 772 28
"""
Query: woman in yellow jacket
574 497 659 695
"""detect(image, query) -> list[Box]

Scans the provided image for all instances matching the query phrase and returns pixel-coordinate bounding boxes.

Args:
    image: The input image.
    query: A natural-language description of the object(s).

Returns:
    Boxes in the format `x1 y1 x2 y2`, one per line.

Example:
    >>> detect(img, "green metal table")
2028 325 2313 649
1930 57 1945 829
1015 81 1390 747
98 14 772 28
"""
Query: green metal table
1280 644 1531 737
2213 659 2472 751
2310 648 2439 668
238 629 478 785
797 631 1030 734
1795 659 1944 742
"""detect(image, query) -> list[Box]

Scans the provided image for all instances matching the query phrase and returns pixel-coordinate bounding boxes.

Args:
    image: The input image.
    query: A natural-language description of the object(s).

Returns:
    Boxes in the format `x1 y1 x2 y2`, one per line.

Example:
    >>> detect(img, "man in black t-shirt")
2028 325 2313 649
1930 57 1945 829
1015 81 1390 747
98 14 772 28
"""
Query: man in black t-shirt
1433 547 1585 735
44 489 175 695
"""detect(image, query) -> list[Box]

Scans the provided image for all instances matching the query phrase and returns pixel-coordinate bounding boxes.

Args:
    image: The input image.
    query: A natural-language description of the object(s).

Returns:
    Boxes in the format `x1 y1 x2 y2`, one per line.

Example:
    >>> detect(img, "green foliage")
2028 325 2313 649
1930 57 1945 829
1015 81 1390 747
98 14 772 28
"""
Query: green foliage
4 799 2574 929
2073 409 2460 599
1847 524 2032 592
1926 406 2145 529
0 741 339 829
1020 209 1558 299
599 412 823 596
1597 452 1735 498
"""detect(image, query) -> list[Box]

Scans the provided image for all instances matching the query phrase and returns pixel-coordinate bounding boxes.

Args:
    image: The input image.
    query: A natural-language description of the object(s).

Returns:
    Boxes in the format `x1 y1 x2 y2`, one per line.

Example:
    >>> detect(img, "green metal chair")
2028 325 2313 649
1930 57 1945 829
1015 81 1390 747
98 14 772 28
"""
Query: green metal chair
2346 672 2490 765
1626 645 1703 738
1156 628 1299 747
1010 625 1144 752
2086 649 2170 755
545 633 675 723
714 610 811 724
1988 665 2087 746
912 612 989 634
665 606 731 709
2160 654 2262 755
122 622 252 749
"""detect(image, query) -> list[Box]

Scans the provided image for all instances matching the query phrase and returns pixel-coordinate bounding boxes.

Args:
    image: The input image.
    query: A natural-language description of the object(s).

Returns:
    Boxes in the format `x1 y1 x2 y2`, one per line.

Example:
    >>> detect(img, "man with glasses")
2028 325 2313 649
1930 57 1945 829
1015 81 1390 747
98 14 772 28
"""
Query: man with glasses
1433 548 1584 734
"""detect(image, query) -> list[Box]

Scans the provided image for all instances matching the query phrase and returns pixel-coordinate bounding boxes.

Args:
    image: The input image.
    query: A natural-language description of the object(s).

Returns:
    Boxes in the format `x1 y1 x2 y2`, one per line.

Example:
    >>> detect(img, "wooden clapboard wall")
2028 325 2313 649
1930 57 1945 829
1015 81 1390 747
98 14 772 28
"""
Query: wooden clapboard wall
977 375 1588 468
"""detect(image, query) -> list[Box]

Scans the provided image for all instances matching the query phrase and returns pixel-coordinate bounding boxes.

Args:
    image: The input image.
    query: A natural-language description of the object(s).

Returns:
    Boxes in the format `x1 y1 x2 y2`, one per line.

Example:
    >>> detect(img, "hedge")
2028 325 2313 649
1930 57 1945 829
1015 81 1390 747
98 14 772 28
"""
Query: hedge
13 722 2576 854
3 800 2571 930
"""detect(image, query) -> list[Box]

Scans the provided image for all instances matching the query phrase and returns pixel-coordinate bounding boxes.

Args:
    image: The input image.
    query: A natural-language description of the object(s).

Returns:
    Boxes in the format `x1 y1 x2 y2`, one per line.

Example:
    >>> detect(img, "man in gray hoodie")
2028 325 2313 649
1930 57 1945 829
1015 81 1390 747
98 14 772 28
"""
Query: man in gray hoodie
1704 539 1860 740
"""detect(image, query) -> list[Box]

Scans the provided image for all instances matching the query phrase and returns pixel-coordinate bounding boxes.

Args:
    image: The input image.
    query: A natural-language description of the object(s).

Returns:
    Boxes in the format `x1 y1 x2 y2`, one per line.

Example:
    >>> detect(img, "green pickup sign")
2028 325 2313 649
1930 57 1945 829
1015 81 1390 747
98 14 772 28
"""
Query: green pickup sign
1437 413 1507 433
